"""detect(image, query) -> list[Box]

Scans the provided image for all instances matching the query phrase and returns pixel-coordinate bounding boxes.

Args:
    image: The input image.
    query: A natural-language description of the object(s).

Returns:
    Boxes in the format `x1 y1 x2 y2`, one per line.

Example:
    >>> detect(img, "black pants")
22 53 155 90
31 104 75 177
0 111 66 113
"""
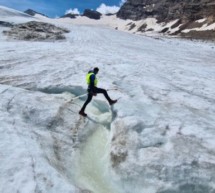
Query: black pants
80 87 111 112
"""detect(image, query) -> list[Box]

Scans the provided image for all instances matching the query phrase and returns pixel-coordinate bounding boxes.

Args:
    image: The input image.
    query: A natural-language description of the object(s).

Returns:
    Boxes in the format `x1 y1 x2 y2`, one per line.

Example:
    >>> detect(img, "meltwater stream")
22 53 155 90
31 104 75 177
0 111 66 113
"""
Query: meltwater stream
70 110 123 193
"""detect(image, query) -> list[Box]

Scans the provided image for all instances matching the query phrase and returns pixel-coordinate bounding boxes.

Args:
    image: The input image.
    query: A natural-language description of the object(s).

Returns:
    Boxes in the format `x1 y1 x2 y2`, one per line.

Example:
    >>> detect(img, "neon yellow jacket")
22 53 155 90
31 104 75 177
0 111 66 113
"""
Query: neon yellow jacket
86 72 98 87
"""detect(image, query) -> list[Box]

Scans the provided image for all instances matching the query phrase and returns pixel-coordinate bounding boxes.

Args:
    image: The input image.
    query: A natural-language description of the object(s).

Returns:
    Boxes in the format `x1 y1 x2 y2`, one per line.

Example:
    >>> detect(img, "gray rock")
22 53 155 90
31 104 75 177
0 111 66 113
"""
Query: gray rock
61 13 79 19
117 0 215 22
83 9 102 20
105 13 116 16
3 21 70 41
0 21 13 27
181 30 215 40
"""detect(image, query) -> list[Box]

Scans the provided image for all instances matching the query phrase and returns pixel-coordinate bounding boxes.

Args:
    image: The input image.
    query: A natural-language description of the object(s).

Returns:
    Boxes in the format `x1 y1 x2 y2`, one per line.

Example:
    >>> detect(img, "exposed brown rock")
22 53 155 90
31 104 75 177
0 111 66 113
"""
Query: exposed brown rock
181 30 215 40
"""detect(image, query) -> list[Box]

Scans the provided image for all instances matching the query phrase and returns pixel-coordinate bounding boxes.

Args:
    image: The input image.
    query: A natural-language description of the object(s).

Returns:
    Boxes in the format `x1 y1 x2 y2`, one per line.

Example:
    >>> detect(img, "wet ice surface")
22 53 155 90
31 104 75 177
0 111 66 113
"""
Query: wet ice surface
1 7 215 193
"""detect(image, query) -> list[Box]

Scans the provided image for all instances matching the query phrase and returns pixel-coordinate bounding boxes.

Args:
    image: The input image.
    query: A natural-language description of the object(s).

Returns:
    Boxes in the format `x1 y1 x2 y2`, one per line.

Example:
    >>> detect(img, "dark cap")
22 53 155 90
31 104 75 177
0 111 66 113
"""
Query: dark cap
94 67 99 72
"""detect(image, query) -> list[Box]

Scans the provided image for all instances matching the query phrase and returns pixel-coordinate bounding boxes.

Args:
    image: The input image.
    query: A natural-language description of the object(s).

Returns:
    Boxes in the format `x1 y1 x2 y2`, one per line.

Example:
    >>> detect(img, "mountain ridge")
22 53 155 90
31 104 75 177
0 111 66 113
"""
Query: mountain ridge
117 0 215 39
24 9 48 17
117 0 215 22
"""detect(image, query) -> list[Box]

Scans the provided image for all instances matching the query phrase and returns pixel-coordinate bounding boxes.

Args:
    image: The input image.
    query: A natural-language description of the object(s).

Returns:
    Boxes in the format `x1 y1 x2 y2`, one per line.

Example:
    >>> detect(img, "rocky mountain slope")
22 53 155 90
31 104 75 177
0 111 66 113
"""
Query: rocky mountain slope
24 9 48 17
117 0 215 39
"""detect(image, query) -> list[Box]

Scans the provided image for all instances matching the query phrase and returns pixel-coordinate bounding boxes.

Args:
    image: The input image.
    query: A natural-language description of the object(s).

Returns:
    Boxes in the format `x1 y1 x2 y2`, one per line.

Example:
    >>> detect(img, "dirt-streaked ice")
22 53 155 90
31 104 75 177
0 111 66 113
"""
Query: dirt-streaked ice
1 5 215 193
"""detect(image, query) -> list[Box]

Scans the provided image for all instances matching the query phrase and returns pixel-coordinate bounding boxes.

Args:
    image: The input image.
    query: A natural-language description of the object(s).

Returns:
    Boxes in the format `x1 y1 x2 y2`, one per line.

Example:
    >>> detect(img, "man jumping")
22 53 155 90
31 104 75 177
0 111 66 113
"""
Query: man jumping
79 67 117 117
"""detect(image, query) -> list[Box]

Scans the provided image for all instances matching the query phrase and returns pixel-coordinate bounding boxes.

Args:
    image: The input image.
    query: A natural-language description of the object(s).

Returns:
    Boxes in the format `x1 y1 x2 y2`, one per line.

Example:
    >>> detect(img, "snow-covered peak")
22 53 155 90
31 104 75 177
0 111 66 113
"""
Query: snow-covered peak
0 5 36 24
0 5 31 18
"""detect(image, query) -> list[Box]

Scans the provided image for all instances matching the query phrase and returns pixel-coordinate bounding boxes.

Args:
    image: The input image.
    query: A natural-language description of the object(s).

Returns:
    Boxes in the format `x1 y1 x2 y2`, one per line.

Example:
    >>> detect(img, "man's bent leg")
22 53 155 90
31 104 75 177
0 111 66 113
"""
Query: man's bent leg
94 87 112 103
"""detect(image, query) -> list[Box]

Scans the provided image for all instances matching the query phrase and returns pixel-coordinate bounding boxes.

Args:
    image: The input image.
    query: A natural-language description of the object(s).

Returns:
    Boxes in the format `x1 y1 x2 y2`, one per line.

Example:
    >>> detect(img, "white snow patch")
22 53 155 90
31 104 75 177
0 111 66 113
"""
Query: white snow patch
196 18 207 23
33 13 49 20
0 5 35 24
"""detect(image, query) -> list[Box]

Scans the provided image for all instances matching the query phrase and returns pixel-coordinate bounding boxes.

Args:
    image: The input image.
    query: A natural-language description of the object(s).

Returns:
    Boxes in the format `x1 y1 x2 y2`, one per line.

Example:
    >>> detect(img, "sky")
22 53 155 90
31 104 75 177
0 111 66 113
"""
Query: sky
0 0 126 17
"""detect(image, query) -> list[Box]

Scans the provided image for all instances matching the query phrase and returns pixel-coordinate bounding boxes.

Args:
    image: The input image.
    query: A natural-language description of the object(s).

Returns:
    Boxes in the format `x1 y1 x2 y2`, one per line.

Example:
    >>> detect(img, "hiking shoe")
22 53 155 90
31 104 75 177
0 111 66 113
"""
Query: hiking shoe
79 110 87 117
109 99 117 105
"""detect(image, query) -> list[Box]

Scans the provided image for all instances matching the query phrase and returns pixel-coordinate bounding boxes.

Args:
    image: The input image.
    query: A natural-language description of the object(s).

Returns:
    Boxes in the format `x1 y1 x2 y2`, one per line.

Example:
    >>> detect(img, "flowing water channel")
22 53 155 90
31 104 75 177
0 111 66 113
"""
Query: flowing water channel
71 121 123 193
